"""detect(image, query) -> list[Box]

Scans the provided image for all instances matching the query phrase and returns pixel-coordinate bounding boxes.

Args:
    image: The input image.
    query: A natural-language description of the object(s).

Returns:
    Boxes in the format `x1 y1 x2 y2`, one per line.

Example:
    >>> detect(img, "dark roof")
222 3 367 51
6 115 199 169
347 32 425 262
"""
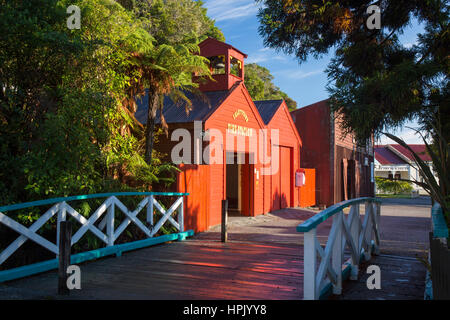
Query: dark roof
253 100 283 125
374 146 407 165
135 89 233 125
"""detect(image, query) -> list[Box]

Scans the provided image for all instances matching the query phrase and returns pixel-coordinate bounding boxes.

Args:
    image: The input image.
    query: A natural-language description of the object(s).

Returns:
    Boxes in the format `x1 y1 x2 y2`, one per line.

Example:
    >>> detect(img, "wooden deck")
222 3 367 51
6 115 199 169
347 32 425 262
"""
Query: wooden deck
0 199 432 300
0 208 319 300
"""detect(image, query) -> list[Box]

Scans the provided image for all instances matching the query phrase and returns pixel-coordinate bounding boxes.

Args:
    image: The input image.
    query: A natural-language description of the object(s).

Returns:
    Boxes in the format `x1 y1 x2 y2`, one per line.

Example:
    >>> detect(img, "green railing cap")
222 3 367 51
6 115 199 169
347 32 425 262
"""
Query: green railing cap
0 192 189 212
297 197 381 233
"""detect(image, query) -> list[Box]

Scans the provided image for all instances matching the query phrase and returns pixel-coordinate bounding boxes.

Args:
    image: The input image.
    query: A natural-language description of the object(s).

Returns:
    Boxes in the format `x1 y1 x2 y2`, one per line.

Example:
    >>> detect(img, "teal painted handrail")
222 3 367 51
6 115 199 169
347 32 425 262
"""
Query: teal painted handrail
431 202 449 239
0 192 189 212
296 197 381 232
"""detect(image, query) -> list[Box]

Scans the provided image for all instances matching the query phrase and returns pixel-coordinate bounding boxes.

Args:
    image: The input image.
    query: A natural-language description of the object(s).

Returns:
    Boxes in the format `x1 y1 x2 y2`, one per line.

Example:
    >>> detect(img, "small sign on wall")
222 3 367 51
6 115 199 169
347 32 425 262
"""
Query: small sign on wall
295 169 306 187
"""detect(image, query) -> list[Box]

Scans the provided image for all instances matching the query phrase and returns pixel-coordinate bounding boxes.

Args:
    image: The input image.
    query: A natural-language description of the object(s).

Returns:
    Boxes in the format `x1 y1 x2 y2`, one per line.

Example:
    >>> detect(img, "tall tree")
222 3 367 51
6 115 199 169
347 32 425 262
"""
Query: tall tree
117 0 220 164
245 63 298 111
257 0 448 140
257 0 449 215
0 0 173 204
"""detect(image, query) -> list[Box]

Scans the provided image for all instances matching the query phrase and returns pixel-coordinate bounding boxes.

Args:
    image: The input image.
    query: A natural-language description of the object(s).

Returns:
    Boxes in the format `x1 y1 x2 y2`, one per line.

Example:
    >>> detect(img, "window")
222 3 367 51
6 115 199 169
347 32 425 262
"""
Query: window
230 56 242 78
208 56 226 75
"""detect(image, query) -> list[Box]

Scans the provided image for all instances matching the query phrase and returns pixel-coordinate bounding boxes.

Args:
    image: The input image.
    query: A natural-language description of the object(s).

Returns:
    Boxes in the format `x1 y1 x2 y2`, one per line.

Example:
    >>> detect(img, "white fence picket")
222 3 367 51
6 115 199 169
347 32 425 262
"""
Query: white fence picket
0 193 187 266
298 198 381 300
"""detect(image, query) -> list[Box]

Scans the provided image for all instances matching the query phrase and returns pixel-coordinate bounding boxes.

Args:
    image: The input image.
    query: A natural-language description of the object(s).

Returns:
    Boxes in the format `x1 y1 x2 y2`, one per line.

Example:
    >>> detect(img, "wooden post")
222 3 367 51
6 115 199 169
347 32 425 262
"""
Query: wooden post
107 203 115 247
332 211 343 295
349 205 360 280
147 195 154 228
178 196 184 232
303 228 317 300
221 200 228 242
58 221 72 295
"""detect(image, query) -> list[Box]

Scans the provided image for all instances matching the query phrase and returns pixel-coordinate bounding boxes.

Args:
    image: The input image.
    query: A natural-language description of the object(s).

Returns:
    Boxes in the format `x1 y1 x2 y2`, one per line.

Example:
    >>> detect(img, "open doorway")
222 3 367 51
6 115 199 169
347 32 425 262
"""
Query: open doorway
226 152 253 216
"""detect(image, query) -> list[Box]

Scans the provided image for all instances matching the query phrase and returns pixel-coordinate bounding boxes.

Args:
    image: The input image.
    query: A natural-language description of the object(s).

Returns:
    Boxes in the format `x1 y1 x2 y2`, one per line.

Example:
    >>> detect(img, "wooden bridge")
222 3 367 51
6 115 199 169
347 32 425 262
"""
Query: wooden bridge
0 193 427 300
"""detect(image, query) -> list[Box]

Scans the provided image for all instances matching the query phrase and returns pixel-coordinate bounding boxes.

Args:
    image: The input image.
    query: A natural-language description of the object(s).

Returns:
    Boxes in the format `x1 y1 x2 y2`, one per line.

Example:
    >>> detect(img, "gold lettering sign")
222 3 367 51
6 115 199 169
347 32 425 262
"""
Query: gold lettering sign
232 109 248 122
227 123 253 137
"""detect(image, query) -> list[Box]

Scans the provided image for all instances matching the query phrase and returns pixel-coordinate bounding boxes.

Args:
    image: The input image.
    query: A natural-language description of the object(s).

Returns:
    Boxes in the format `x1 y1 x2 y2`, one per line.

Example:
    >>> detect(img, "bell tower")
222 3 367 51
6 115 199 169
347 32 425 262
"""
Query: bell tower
196 38 248 92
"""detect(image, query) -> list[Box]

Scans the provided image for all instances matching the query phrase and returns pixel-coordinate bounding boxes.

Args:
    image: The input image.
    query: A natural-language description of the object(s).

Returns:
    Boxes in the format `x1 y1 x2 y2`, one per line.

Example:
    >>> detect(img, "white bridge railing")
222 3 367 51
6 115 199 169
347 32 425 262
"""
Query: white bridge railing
297 197 382 300
0 192 187 267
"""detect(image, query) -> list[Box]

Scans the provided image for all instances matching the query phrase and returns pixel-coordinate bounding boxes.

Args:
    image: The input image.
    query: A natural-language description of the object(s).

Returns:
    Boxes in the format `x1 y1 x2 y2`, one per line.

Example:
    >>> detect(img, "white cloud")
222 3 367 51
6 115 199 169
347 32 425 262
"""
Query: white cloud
203 0 260 22
283 69 324 80
246 51 288 64
377 127 427 145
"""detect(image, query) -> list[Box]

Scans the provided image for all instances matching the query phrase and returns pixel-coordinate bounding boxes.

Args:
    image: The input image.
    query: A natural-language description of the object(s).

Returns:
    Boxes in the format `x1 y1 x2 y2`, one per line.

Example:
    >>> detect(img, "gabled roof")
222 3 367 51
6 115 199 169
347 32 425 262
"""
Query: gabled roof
135 84 240 125
374 146 408 165
375 144 432 165
388 144 432 162
253 100 283 125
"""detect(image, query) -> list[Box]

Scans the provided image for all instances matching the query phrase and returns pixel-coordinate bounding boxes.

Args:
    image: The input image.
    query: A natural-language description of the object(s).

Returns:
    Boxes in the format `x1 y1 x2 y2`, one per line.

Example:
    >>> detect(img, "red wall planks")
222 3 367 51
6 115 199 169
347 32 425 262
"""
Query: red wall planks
291 100 332 207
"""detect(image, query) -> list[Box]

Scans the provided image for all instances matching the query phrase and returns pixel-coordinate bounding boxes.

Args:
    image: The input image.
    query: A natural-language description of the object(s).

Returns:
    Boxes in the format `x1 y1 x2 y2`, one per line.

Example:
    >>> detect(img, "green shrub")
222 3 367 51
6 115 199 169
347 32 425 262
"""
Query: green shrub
375 177 414 194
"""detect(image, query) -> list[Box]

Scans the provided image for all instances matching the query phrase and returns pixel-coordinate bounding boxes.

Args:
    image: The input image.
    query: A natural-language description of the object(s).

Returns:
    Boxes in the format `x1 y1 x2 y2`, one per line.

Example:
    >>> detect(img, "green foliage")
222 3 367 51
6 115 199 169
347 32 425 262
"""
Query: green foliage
375 177 413 195
245 63 298 111
117 0 216 164
258 0 448 141
0 0 201 222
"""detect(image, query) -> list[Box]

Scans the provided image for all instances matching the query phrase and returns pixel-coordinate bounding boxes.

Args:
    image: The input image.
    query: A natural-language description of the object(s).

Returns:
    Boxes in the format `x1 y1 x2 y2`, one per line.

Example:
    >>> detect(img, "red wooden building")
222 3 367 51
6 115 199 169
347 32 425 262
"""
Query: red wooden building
136 38 309 232
291 99 375 208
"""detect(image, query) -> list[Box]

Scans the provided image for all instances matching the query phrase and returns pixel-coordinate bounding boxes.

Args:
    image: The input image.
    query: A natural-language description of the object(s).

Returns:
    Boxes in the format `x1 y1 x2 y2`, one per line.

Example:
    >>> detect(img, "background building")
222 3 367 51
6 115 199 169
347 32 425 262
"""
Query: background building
291 100 375 208
374 144 437 194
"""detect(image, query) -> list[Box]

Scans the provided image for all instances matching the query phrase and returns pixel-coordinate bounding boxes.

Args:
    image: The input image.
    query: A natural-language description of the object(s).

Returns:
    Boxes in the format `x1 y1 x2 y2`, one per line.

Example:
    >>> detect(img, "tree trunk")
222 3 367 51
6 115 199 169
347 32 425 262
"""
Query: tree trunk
145 90 159 165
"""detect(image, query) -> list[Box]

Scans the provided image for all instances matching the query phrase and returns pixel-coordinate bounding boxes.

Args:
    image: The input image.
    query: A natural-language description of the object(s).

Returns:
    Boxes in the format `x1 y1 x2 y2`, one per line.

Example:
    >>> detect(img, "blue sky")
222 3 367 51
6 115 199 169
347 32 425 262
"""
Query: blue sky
202 0 425 145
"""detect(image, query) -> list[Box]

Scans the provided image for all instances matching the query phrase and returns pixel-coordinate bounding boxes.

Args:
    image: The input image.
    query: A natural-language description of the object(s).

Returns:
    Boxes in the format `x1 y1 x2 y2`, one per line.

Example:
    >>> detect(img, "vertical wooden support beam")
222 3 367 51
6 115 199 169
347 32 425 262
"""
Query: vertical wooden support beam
56 202 67 258
303 228 317 300
147 195 154 228
58 221 72 295
332 211 343 295
373 202 381 255
221 199 228 243
107 202 115 247
350 205 360 280
178 196 184 233
362 202 371 261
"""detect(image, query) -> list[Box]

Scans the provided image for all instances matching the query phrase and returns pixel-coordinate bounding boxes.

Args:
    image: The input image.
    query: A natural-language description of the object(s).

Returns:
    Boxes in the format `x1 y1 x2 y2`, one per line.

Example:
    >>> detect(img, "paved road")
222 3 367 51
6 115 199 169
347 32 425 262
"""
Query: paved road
332 196 431 300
